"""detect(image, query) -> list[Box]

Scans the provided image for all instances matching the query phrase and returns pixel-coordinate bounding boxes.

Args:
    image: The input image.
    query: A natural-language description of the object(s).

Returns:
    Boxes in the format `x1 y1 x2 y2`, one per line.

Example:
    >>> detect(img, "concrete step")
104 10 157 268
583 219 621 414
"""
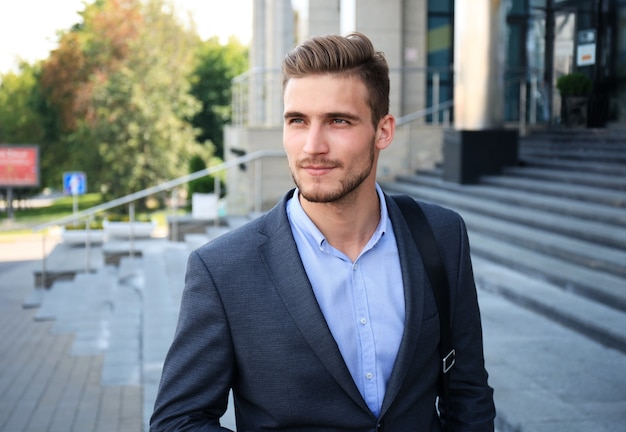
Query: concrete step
500 166 626 191
468 231 626 313
71 268 117 356
477 285 626 432
382 181 626 250
518 145 626 163
382 182 626 310
140 244 187 430
518 156 626 176
480 175 626 208
397 173 626 225
461 212 626 279
473 258 626 354
101 258 142 387
523 129 626 145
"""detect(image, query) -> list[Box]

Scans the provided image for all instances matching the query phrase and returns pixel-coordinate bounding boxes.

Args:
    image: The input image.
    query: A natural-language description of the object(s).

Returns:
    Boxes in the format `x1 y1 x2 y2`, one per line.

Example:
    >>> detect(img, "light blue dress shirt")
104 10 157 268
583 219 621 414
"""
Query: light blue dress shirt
286 184 405 417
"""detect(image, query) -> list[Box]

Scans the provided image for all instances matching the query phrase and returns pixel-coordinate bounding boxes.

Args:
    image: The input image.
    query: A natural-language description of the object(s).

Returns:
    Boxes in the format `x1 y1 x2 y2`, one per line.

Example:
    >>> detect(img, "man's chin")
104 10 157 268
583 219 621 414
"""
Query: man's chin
298 186 340 204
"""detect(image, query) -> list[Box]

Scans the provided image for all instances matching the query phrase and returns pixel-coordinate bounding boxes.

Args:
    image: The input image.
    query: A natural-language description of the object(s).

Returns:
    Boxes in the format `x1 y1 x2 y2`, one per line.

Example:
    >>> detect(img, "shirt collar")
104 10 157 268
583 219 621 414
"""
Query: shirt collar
286 184 389 251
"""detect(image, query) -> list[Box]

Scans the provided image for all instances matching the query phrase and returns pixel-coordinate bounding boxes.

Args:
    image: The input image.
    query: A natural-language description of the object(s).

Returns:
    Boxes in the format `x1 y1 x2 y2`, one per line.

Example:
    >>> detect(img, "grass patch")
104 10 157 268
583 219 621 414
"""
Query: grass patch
1 193 186 235
1 193 104 224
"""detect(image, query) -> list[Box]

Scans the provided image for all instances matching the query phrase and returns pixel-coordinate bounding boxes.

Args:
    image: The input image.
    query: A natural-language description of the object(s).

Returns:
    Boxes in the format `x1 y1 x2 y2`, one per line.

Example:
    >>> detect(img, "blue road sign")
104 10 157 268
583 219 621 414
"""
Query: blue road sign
63 171 87 195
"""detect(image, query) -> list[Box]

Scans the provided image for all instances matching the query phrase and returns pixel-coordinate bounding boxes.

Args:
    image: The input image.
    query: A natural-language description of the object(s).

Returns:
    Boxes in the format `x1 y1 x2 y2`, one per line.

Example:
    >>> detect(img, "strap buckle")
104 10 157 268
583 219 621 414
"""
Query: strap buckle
442 349 456 374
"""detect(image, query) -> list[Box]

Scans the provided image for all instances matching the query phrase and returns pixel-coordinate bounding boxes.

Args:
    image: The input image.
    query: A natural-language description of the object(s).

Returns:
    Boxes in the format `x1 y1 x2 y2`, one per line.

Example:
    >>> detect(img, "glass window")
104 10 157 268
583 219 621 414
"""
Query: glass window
510 0 527 15
428 0 452 13
427 2 454 122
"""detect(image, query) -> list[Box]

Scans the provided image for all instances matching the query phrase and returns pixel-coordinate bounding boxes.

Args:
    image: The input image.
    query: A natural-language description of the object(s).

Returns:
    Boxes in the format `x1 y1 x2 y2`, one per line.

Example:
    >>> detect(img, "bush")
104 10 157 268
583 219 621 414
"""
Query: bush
556 72 592 97
64 220 104 230
187 155 225 198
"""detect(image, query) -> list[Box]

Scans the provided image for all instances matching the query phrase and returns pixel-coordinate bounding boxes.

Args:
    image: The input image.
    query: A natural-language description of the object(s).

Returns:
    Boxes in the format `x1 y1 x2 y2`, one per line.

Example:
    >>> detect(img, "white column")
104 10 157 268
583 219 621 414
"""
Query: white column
453 0 508 130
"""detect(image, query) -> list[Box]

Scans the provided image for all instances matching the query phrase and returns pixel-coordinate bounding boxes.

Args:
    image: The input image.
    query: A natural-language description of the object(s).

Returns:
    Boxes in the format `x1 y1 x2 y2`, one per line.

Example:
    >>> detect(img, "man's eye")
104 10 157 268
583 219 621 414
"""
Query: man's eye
333 119 348 124
288 118 304 124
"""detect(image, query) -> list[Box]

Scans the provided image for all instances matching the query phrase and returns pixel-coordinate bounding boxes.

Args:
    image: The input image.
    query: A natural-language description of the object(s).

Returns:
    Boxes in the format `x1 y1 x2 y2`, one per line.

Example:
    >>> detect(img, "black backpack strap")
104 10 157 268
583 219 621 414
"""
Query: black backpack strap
392 194 454 426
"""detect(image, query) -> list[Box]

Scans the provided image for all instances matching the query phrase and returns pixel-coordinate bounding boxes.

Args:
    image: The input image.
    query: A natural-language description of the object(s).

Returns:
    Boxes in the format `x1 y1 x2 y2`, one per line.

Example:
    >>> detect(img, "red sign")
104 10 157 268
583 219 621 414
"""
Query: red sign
0 145 40 187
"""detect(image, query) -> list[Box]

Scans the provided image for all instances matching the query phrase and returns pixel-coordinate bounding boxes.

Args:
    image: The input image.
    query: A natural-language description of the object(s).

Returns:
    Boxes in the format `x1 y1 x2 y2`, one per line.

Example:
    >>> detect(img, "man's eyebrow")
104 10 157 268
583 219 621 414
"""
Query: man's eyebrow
283 111 362 121
324 112 361 121
283 111 306 119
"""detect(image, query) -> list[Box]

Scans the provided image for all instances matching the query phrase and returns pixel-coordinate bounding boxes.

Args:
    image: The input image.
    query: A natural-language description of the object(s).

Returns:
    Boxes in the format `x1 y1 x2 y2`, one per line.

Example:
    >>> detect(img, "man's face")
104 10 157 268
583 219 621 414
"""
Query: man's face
283 74 385 204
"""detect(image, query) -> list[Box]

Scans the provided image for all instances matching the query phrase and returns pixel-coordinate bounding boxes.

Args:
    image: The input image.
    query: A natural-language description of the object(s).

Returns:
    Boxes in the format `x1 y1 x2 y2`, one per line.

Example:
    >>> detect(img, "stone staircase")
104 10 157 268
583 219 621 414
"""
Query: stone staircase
28 127 626 431
380 128 626 353
29 232 241 431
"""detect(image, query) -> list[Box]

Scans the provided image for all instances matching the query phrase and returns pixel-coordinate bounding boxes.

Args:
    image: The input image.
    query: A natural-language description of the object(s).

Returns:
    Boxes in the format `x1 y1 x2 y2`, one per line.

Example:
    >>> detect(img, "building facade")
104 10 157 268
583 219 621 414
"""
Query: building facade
224 0 626 214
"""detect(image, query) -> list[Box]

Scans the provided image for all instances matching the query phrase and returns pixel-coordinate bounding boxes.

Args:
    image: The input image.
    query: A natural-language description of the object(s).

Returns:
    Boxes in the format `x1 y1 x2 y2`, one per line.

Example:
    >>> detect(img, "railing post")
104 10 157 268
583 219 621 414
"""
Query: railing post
41 233 47 289
529 73 537 125
129 202 135 265
170 188 178 242
214 175 221 227
86 215 92 273
255 159 262 214
519 79 527 137
432 72 440 125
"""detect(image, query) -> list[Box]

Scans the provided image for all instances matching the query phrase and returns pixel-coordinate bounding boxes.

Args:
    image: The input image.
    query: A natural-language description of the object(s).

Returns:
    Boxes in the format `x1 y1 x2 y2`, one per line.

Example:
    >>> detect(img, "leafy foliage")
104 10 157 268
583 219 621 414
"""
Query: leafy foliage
0 63 45 144
556 72 592 97
187 154 226 198
189 37 248 158
0 0 249 210
35 0 203 204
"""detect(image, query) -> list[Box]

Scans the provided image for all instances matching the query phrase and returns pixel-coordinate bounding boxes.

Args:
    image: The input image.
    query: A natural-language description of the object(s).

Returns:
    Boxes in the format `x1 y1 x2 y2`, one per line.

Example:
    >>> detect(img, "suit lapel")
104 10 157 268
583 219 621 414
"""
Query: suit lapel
256 192 372 415
379 195 429 417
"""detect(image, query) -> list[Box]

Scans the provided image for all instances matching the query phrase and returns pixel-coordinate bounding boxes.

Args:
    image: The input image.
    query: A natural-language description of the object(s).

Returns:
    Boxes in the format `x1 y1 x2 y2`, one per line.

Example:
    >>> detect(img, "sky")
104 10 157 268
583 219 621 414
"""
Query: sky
0 0 253 75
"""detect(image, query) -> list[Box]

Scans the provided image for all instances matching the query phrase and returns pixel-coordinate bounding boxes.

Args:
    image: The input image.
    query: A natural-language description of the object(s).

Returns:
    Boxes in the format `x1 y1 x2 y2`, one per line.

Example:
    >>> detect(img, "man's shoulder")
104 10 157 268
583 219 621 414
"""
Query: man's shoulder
193 192 293 257
387 193 462 226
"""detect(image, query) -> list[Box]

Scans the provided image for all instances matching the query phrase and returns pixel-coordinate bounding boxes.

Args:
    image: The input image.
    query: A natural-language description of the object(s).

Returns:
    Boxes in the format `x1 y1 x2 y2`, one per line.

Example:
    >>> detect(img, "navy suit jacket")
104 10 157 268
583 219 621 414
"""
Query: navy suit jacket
150 190 495 431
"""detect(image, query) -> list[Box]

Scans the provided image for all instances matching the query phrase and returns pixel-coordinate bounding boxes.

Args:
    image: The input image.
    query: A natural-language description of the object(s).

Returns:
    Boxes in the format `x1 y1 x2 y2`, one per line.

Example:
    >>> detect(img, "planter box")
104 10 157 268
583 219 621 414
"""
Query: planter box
60 227 106 246
103 220 157 239
561 96 588 128
192 193 219 220
443 129 519 184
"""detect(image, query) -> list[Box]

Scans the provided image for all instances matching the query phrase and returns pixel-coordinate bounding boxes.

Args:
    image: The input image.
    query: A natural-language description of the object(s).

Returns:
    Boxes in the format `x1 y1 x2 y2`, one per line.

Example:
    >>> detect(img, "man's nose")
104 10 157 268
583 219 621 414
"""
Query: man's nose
303 123 329 155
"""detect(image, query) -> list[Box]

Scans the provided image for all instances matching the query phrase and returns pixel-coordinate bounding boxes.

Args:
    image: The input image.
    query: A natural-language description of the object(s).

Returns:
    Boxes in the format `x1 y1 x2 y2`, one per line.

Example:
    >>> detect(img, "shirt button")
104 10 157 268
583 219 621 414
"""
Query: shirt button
360 317 367 325
366 372 373 380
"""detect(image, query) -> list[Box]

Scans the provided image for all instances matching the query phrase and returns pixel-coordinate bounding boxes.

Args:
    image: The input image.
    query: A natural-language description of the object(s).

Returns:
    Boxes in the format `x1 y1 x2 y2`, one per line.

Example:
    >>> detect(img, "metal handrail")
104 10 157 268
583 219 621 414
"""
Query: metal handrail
396 100 454 125
32 149 286 233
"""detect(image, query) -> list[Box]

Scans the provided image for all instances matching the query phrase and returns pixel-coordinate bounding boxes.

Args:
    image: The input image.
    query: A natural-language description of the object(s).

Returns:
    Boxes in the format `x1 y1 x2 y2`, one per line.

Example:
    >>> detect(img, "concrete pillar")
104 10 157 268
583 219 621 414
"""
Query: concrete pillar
265 0 293 126
453 0 507 129
308 0 340 37
443 0 518 184
249 0 267 126
355 0 403 117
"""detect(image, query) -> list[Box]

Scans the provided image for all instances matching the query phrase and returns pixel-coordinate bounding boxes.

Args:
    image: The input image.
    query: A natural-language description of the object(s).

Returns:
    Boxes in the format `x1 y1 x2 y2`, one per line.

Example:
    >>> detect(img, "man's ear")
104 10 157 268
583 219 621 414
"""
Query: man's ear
376 114 395 150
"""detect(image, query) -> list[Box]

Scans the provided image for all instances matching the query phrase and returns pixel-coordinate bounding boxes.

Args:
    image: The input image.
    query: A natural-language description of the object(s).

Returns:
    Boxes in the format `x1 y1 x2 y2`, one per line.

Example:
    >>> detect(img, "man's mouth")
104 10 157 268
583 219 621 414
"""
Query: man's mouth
299 160 339 176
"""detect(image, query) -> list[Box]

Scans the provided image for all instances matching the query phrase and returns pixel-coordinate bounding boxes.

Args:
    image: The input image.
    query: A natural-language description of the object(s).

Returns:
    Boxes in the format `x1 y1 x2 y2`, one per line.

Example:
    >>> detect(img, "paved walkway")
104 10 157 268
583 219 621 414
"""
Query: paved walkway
0 234 142 432
2 232 626 431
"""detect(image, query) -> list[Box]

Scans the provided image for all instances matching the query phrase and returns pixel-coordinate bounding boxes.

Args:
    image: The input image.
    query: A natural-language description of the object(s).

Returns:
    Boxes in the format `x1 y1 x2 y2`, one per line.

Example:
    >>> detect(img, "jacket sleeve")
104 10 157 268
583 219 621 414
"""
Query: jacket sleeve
150 250 236 432
441 213 496 431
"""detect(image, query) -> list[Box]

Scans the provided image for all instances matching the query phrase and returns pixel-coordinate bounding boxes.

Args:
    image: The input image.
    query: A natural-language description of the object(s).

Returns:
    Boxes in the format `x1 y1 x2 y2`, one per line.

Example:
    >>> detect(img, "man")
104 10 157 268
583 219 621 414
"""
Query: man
151 32 495 431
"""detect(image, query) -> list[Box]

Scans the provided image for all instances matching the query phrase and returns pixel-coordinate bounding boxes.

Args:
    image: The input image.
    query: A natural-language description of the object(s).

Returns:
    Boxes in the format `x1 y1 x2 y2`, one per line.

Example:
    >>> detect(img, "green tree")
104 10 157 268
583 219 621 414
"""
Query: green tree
36 0 205 205
37 0 144 191
187 153 226 200
0 63 45 144
0 64 45 204
189 36 248 158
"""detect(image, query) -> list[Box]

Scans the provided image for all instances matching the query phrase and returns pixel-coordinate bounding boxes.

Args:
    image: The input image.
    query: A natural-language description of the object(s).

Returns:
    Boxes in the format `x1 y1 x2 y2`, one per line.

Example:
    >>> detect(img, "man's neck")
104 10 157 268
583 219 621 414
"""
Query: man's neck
299 187 381 262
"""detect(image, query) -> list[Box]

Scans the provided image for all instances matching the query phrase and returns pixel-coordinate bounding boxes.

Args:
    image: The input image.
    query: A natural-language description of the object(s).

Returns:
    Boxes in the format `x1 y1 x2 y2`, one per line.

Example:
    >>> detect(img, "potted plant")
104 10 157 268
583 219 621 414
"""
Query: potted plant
60 219 106 246
103 212 157 239
556 72 592 128
188 155 226 220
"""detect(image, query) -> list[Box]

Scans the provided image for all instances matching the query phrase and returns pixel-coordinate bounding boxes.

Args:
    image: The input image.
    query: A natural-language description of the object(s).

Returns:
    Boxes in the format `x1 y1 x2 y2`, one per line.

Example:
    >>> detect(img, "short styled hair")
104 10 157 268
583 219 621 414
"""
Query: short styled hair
281 32 390 127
